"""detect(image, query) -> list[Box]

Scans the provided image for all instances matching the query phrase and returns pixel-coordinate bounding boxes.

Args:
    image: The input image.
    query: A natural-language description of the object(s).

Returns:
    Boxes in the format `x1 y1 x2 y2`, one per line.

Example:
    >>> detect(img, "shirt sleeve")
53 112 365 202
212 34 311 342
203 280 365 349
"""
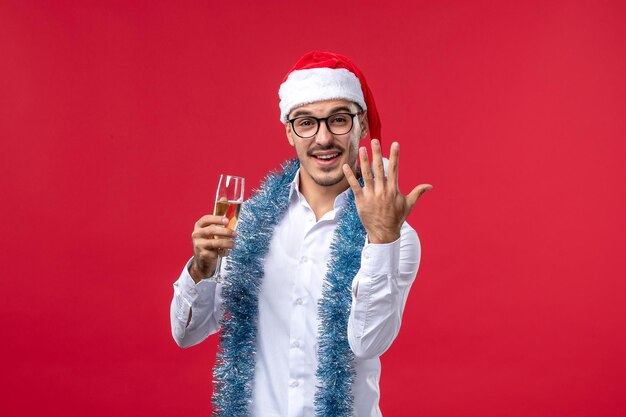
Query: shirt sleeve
347 222 421 358
170 258 224 348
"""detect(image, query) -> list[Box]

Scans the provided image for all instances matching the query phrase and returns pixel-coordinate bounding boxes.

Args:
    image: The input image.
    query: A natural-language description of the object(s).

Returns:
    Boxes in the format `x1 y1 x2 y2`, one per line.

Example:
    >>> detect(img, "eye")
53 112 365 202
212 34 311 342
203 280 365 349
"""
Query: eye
296 118 316 128
330 114 349 125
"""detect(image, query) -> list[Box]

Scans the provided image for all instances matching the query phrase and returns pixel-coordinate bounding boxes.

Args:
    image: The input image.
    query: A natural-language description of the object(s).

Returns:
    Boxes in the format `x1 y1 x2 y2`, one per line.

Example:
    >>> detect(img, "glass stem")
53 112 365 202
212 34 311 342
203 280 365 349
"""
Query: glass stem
211 255 223 283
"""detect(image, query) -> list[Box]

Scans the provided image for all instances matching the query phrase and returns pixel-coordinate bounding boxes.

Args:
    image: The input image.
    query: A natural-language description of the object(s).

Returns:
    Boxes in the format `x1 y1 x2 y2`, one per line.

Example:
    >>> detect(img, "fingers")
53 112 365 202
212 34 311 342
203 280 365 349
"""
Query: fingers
406 183 433 211
342 164 363 196
192 216 238 259
196 214 229 228
359 147 374 183
190 214 237 280
193 230 236 257
197 237 236 252
193 224 237 240
387 142 399 187
371 139 385 184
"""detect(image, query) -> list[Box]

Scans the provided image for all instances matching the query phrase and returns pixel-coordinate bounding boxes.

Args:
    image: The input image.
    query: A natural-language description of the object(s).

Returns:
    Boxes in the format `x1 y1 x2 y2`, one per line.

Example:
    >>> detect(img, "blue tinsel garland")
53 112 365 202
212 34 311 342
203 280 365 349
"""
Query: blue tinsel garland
212 159 366 417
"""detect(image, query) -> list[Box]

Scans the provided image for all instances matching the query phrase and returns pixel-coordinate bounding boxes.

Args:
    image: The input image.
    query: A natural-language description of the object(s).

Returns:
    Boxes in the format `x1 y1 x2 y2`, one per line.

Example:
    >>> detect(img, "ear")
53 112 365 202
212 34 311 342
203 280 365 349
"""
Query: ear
359 112 369 141
285 123 296 146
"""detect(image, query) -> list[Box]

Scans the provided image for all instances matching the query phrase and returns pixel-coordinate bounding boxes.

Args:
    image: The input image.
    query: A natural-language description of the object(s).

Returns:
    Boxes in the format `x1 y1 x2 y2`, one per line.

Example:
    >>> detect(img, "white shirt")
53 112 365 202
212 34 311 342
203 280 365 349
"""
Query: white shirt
171 170 421 417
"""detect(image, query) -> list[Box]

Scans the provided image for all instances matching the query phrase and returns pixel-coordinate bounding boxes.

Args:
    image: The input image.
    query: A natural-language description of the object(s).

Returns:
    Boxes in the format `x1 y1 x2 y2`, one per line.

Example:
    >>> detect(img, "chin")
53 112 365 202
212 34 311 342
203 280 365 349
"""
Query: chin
300 153 353 187
311 172 345 187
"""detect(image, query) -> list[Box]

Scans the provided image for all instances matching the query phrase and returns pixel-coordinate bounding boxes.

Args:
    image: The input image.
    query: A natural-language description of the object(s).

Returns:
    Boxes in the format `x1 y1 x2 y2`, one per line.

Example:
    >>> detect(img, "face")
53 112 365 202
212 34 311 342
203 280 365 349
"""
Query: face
285 99 368 189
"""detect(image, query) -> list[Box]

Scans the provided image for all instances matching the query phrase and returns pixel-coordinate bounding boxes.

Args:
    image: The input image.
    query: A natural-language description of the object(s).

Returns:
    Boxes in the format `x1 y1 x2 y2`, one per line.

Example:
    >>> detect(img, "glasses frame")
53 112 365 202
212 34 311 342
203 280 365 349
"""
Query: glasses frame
288 112 363 139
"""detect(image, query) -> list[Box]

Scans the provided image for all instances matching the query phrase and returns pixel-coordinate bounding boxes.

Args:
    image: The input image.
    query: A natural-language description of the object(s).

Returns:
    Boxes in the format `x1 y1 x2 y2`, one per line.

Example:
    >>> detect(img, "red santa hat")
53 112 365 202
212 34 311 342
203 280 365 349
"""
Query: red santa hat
278 51 382 141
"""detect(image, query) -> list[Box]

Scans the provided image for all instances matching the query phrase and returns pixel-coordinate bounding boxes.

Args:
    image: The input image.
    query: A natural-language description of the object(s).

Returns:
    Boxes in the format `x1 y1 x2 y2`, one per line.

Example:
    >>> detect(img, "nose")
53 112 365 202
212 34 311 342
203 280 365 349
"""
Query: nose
314 120 334 146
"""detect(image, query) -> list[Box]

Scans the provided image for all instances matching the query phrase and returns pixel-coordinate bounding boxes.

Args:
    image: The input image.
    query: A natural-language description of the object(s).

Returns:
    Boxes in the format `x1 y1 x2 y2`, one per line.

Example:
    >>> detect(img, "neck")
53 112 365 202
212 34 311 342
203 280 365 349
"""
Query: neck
299 175 349 221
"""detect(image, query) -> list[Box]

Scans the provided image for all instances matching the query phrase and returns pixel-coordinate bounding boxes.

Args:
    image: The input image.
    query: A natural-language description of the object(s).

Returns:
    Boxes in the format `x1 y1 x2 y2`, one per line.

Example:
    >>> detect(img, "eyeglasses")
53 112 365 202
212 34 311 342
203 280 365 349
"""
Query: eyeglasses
288 112 361 139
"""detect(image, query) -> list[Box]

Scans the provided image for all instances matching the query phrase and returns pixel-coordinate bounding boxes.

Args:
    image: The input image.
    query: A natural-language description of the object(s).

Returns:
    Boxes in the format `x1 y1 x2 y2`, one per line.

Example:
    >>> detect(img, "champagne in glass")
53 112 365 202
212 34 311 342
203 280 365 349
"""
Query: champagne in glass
213 200 241 231
211 174 245 282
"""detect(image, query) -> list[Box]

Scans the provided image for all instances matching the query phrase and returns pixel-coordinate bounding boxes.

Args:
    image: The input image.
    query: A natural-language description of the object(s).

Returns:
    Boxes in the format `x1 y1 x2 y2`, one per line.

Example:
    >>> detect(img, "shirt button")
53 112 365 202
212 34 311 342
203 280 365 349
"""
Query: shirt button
290 380 299 388
300 256 308 263
295 298 303 305
291 339 301 348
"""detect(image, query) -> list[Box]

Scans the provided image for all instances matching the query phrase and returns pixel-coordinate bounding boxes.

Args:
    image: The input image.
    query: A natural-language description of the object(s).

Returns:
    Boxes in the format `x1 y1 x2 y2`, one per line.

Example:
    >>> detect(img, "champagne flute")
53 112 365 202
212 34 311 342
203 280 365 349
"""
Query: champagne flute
211 174 245 282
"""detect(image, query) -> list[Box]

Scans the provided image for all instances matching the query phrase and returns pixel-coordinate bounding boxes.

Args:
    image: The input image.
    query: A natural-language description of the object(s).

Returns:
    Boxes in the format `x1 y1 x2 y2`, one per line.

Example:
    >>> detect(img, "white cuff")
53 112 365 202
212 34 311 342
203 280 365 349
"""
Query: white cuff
360 236 401 276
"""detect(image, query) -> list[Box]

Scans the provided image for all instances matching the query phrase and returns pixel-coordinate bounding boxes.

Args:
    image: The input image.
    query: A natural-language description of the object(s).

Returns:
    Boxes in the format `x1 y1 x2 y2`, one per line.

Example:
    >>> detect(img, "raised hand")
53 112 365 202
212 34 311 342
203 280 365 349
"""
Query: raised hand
342 139 432 244
189 215 237 282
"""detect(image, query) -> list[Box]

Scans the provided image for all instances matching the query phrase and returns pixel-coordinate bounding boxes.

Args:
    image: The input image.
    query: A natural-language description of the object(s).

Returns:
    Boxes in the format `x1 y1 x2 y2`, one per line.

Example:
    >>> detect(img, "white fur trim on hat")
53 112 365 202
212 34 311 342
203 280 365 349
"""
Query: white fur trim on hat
279 67 367 122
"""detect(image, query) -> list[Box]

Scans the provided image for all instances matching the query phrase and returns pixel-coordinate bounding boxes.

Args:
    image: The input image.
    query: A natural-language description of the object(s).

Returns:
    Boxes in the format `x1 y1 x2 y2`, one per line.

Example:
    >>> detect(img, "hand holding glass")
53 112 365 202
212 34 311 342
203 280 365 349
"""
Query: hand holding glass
211 174 245 282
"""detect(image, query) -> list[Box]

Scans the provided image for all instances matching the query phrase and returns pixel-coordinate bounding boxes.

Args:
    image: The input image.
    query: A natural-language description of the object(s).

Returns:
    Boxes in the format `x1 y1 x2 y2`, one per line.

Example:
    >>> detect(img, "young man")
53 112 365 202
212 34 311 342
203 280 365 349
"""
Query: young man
170 51 432 417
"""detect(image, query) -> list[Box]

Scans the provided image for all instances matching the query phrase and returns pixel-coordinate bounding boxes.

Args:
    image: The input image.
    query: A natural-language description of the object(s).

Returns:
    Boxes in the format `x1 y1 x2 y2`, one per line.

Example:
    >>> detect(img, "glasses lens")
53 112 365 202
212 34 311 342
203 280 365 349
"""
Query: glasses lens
328 113 353 135
293 117 318 138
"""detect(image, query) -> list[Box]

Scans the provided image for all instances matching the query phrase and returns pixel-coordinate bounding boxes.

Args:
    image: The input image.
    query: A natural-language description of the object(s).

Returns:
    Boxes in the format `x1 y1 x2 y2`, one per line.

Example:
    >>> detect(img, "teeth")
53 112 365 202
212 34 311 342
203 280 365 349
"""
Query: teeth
316 153 338 160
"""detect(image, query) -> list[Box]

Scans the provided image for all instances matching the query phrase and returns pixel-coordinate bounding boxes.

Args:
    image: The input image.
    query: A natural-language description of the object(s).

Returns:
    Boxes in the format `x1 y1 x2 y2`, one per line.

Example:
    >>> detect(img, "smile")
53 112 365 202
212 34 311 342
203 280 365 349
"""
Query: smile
310 151 342 167
314 153 340 160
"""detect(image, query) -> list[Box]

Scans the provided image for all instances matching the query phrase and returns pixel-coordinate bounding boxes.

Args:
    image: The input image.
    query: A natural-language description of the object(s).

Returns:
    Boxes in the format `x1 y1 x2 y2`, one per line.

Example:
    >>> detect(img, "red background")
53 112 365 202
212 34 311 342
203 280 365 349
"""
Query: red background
1 1 625 416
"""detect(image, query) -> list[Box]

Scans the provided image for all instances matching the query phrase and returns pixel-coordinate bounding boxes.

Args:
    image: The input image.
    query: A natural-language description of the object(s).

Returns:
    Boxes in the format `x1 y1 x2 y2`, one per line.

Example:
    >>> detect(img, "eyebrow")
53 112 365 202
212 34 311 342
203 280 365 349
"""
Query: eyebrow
290 105 354 119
